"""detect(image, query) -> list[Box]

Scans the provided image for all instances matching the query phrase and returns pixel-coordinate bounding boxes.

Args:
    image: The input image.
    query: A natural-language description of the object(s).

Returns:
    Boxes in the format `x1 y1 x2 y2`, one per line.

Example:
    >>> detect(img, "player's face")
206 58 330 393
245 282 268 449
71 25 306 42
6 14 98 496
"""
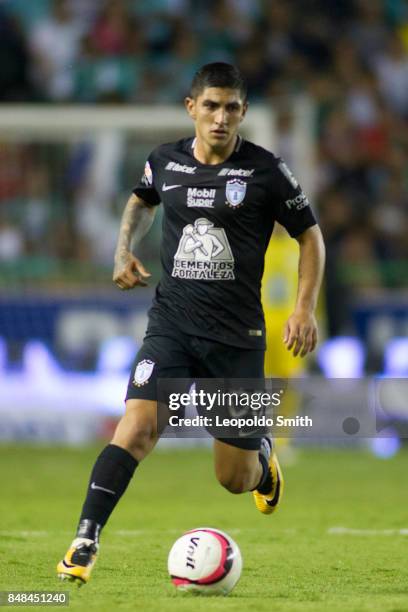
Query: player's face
185 87 247 151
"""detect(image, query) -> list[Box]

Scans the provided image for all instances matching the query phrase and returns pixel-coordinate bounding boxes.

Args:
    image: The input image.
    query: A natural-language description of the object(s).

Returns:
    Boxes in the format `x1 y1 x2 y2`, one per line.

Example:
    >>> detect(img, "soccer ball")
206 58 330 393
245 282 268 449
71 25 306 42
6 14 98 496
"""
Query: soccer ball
167 527 242 596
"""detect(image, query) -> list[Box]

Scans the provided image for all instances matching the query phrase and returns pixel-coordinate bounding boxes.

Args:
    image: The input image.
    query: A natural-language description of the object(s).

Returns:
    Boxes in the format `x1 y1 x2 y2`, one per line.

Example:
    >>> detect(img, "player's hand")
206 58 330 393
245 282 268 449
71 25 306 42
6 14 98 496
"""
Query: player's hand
113 252 151 289
283 309 318 357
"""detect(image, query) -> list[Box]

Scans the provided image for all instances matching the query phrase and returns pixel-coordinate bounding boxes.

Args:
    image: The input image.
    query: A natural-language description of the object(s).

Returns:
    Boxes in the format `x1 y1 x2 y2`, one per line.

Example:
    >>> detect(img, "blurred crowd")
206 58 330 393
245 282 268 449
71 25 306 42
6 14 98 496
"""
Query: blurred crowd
0 0 407 335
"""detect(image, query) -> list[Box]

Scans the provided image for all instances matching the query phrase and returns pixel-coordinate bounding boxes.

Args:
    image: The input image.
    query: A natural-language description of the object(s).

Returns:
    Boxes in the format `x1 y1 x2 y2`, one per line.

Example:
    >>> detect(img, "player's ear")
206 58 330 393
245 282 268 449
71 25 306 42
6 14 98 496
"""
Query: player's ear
185 97 196 120
240 101 249 122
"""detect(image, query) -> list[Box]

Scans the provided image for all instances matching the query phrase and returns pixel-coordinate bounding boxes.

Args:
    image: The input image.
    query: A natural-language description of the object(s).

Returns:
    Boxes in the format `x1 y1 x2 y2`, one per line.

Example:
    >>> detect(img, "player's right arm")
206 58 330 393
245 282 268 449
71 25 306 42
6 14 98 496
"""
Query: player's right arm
113 193 156 290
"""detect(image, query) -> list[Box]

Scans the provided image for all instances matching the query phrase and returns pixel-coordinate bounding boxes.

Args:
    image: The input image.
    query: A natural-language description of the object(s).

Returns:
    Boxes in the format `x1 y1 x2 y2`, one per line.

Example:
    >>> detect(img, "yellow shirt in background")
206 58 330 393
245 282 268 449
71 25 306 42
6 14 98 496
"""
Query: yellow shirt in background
262 226 305 377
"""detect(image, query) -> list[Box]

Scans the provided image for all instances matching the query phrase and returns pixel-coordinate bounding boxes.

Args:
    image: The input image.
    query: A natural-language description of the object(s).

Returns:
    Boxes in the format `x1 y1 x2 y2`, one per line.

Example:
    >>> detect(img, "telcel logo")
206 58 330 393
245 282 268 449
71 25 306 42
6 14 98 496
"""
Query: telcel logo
218 168 254 177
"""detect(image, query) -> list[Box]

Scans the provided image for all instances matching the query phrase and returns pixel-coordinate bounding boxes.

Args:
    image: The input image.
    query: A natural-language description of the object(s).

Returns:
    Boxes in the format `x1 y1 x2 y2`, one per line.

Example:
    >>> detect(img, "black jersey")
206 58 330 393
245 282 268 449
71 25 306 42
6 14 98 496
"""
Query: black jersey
133 136 316 349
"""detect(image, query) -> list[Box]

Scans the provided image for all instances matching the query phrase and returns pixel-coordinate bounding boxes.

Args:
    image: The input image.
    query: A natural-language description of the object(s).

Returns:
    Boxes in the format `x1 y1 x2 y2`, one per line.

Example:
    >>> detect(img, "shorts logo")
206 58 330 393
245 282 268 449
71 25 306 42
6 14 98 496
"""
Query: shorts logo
141 161 153 186
172 218 235 280
133 359 155 386
225 179 246 208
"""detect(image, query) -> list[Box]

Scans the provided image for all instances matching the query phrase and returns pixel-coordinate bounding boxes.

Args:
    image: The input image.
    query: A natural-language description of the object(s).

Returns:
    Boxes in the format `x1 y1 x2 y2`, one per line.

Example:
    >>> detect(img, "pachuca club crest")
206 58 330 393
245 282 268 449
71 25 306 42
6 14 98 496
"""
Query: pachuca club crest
225 179 247 208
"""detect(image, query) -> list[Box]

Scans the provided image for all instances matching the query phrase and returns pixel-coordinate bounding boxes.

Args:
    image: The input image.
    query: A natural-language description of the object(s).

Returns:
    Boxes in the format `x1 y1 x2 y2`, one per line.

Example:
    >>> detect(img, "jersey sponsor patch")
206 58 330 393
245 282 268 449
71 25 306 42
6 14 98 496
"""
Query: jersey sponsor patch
285 193 309 210
218 168 254 177
172 219 235 280
133 359 155 386
141 161 153 186
187 187 215 208
278 161 298 188
225 179 247 208
166 161 196 174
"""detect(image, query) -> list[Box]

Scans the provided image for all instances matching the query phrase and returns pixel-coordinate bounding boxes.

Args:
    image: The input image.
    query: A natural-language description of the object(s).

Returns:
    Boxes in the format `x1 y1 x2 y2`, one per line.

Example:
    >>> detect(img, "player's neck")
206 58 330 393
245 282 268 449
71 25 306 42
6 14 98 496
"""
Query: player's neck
193 135 238 165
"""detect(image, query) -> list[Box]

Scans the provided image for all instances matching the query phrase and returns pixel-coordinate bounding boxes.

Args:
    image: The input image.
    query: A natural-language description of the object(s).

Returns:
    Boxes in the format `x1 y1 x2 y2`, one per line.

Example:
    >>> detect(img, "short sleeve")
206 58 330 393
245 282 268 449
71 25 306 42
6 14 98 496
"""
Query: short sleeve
132 154 161 206
272 158 317 237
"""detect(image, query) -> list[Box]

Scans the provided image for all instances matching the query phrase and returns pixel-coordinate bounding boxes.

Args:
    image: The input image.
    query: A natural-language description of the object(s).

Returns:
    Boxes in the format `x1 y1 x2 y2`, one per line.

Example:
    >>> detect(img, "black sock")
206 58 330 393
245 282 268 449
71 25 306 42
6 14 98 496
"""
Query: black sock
77 444 138 540
77 519 101 543
253 452 272 493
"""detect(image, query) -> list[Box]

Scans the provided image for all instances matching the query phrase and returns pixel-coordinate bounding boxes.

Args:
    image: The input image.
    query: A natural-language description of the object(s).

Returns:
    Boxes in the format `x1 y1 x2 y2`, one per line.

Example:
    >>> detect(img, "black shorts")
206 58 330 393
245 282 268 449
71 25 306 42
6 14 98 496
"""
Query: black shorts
125 333 265 450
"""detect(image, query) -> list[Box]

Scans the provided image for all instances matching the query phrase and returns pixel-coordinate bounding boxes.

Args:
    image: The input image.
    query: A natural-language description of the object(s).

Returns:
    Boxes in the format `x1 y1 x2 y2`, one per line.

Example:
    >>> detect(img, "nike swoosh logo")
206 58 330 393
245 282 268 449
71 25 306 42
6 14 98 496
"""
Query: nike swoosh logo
91 482 116 495
162 183 182 191
238 426 264 438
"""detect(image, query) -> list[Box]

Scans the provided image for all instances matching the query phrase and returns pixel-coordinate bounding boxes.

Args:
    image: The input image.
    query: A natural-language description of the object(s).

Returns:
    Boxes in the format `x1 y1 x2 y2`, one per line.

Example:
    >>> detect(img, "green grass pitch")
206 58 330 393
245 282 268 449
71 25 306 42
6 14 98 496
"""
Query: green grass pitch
1 444 408 611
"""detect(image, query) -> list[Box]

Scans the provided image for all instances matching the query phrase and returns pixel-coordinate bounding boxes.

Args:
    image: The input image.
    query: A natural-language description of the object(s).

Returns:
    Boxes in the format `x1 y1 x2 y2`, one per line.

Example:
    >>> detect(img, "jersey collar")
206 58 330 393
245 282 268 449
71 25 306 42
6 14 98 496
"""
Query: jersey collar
190 134 243 152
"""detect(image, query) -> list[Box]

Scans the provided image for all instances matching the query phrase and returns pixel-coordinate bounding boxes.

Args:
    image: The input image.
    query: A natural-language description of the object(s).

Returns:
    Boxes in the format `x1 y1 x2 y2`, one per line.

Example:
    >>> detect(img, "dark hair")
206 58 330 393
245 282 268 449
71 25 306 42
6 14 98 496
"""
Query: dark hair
190 63 247 100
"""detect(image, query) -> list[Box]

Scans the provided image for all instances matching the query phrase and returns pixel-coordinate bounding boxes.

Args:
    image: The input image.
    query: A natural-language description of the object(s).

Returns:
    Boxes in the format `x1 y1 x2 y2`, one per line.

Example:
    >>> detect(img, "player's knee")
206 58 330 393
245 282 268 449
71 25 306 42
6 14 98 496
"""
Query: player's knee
113 412 157 459
129 420 157 450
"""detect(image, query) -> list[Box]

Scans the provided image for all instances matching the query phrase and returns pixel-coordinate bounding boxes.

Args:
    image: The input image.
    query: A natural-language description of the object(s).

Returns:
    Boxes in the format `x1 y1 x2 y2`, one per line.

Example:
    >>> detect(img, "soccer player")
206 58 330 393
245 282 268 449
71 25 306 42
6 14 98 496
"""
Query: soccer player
57 62 325 584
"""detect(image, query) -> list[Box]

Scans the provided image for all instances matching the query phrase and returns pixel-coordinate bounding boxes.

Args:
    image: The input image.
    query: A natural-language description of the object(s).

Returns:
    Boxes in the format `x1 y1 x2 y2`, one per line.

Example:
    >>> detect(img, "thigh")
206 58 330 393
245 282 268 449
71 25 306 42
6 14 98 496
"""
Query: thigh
193 339 265 450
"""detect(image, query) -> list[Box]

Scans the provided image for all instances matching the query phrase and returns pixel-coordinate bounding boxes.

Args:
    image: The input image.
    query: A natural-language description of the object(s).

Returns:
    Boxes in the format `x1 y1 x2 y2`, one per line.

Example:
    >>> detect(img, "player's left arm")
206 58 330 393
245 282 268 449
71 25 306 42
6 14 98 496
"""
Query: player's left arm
284 225 325 357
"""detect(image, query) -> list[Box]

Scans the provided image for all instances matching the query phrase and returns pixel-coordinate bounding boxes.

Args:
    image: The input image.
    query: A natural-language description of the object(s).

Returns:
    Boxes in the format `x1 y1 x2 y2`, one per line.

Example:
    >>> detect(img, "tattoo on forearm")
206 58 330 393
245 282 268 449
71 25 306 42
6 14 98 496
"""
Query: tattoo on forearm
115 200 138 262
115 198 154 265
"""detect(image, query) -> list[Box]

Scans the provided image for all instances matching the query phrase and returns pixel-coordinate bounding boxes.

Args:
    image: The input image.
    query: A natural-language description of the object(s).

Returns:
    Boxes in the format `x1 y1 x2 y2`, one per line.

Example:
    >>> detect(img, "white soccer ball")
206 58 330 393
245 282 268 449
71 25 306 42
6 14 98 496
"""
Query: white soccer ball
167 527 242 596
